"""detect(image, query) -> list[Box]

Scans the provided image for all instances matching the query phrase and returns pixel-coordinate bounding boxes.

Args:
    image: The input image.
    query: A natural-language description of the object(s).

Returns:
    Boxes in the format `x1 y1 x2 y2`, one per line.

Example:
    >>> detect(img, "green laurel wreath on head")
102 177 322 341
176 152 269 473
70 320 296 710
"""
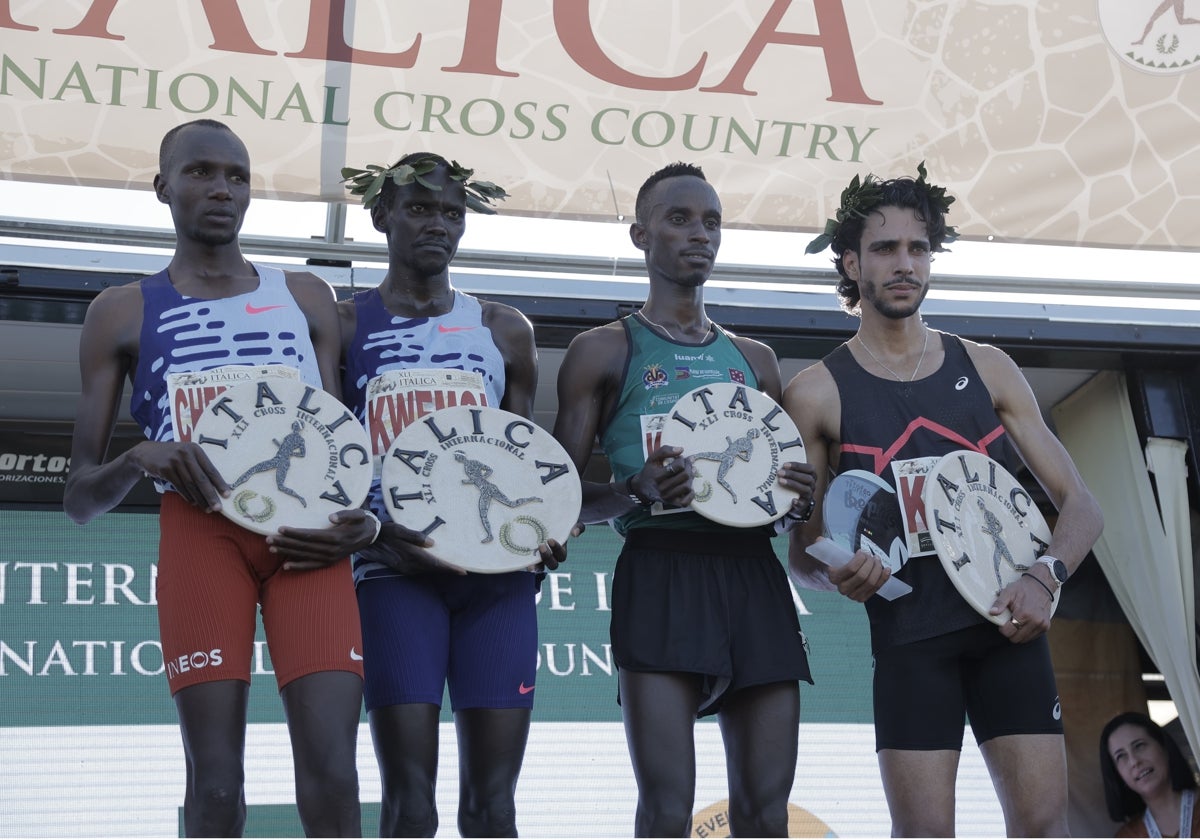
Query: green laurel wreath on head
340 158 510 214
805 160 958 254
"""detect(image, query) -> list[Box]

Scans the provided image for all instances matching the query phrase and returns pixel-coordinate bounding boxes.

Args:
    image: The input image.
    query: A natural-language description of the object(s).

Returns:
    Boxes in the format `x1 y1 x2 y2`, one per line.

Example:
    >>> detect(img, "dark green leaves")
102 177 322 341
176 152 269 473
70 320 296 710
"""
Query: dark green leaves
340 159 509 213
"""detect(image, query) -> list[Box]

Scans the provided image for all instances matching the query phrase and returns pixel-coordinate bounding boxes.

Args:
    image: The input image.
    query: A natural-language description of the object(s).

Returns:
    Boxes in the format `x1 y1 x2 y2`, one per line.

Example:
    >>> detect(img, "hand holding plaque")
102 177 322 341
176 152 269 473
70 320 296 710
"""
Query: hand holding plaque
663 382 806 528
922 449 1056 625
192 378 372 535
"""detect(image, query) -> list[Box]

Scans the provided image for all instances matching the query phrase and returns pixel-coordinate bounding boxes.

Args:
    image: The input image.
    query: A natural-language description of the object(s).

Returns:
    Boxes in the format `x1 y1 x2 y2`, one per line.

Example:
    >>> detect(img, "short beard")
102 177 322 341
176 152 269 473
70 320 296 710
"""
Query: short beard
860 279 928 320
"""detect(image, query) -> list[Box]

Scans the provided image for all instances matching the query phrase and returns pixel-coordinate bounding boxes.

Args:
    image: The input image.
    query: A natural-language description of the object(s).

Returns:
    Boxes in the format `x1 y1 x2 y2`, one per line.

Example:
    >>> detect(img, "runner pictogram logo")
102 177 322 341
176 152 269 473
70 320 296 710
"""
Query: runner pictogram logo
381 405 582 573
193 378 372 535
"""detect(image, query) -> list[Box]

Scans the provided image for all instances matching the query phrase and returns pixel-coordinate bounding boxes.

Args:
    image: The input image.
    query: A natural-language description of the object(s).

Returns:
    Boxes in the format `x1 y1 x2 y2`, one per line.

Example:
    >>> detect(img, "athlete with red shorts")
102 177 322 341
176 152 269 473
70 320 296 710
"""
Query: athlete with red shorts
64 119 379 837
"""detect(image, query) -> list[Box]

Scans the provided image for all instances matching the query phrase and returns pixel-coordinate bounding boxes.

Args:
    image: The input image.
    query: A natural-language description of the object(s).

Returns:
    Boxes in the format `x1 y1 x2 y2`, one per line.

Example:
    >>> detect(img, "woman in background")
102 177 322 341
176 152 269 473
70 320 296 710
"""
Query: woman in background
1101 711 1198 837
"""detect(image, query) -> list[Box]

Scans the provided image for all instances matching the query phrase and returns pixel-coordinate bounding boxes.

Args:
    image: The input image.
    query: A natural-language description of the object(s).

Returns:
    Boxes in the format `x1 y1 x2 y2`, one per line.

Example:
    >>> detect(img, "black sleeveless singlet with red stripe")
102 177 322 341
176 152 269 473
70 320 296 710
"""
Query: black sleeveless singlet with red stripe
825 331 1020 652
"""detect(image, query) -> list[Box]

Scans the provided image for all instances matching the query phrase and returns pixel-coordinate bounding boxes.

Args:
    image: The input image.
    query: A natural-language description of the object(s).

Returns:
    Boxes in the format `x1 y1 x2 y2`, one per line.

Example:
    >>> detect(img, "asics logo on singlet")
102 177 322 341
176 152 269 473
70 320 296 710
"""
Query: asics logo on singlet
955 376 969 391
166 648 224 679
245 303 286 315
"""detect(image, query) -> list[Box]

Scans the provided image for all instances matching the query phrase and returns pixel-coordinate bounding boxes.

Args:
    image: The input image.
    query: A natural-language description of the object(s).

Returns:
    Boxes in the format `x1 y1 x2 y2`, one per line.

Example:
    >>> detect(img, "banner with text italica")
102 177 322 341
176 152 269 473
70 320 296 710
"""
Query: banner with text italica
0 0 1197 248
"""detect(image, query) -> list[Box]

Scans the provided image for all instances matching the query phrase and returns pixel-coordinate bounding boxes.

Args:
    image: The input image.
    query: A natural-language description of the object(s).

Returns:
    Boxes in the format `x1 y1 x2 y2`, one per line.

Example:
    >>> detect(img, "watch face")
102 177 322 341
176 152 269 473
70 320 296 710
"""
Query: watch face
922 450 1056 626
1044 557 1069 583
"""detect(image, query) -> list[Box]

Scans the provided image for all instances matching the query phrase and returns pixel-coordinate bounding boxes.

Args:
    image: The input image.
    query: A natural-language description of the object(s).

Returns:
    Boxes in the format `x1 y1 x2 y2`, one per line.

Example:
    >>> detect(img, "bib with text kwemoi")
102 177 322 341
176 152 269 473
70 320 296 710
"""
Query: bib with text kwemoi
192 378 372 535
664 383 804 528
922 449 1057 625
380 405 582 573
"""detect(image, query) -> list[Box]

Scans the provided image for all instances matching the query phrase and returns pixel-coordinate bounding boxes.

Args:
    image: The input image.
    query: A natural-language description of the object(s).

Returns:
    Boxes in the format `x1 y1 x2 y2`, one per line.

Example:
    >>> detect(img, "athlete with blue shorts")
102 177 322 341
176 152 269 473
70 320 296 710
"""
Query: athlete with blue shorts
330 153 566 838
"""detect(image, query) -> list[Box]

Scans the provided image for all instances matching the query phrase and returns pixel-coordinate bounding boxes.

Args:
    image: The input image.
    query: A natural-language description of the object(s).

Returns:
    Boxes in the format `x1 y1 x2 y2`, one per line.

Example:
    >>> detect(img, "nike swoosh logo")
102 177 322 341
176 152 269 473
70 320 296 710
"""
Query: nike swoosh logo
437 324 477 333
246 303 286 315
518 682 534 695
350 648 363 661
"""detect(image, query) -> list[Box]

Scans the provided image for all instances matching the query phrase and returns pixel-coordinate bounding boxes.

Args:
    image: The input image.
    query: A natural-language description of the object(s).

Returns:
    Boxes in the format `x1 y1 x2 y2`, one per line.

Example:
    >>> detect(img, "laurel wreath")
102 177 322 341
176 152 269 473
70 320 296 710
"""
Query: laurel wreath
806 160 959 254
233 490 276 524
1157 33 1179 55
499 515 549 554
341 158 509 213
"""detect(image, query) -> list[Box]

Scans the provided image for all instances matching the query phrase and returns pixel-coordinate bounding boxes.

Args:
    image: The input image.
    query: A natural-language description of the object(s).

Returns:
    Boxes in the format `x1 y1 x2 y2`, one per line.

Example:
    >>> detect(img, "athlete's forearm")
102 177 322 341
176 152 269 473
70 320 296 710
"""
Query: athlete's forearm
64 447 150 524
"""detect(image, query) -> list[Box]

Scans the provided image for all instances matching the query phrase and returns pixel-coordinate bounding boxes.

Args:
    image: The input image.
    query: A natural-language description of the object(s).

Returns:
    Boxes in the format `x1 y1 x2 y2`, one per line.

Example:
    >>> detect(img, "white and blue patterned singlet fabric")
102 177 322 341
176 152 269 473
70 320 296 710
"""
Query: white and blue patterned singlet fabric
341 287 507 583
130 264 322 444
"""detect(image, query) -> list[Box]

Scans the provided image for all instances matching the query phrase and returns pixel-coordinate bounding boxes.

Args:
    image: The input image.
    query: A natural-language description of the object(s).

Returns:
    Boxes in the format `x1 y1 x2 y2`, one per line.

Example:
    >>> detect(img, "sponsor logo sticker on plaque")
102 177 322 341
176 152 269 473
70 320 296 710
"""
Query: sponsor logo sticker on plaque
381 405 582 573
168 364 300 444
664 382 805 528
922 449 1056 625
192 378 372 535
364 368 489 477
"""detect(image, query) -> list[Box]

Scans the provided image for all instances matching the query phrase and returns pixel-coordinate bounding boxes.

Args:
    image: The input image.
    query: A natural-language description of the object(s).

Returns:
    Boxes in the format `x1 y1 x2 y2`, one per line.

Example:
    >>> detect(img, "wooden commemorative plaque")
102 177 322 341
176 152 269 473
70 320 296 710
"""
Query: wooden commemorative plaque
380 405 582 573
922 449 1056 625
192 378 372 535
664 382 805 528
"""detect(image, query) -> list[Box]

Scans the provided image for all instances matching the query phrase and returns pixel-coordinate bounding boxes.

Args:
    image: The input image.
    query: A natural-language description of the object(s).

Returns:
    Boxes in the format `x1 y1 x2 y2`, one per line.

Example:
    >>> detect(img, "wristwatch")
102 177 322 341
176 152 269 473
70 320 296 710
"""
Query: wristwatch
1036 555 1069 589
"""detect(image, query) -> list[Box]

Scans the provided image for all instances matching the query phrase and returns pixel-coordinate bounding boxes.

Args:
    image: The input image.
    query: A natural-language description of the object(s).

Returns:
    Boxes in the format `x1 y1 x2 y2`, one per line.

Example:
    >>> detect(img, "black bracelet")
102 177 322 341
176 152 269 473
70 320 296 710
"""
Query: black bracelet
1021 571 1055 603
792 495 816 523
625 474 649 507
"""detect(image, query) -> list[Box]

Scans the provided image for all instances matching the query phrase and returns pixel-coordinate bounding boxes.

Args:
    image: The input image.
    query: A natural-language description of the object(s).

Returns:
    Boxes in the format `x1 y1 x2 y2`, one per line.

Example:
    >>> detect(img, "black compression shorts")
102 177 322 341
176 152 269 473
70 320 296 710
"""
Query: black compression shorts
872 622 1063 751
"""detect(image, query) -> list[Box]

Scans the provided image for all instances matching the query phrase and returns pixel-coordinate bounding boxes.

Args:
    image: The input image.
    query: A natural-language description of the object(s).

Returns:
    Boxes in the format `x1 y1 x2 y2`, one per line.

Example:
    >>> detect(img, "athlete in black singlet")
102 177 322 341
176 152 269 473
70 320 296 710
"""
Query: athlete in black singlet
784 166 1103 837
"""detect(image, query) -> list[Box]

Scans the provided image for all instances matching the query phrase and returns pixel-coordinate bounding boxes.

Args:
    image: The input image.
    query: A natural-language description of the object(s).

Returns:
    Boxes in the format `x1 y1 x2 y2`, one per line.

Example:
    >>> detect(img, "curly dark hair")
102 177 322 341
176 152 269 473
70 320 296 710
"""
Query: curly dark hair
828 174 955 314
1099 711 1197 823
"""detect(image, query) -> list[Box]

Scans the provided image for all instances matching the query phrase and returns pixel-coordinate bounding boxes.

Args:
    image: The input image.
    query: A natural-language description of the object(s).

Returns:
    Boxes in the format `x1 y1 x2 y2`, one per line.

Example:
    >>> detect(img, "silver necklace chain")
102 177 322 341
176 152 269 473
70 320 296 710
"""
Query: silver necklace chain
857 328 930 382
637 310 714 343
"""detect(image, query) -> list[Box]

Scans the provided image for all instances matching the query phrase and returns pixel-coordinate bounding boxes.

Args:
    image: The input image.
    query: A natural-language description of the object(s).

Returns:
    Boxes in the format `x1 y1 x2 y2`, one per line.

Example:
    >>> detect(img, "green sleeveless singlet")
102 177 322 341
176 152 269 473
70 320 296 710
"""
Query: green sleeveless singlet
600 314 760 536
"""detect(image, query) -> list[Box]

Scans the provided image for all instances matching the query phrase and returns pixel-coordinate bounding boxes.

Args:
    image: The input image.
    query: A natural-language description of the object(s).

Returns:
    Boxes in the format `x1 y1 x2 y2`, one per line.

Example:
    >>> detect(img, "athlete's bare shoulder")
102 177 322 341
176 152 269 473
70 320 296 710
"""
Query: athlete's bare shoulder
783 359 840 442
559 320 628 385
283 268 335 299
573 319 628 350
479 298 534 332
959 334 1023 385
82 281 144 354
